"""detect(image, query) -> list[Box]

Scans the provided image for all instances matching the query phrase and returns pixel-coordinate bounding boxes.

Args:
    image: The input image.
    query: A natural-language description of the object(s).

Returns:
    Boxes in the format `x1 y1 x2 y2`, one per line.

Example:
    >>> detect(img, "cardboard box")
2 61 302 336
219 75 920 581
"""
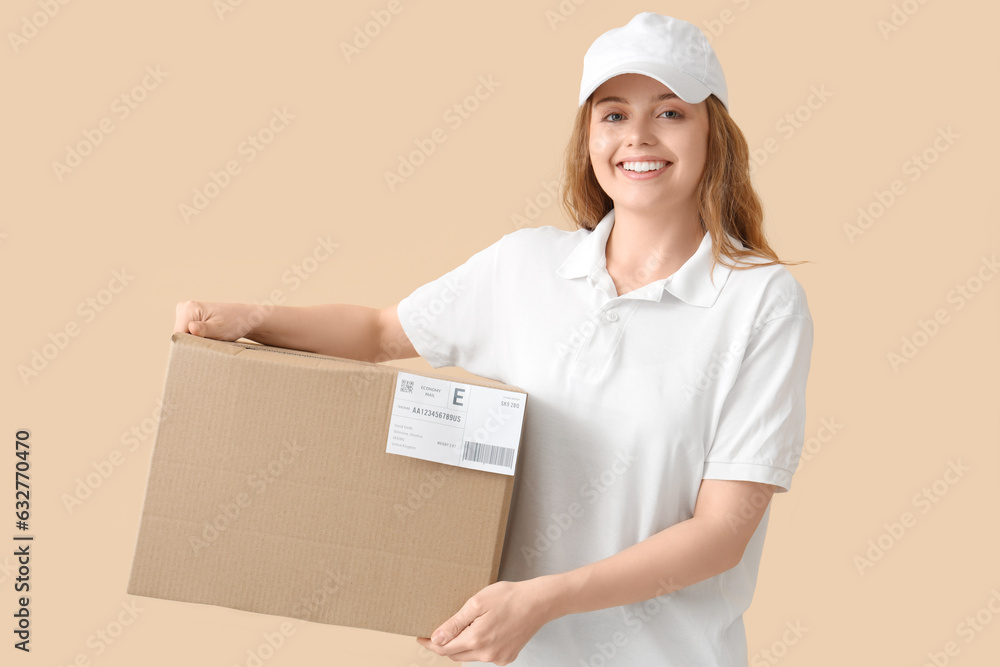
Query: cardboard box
127 332 527 638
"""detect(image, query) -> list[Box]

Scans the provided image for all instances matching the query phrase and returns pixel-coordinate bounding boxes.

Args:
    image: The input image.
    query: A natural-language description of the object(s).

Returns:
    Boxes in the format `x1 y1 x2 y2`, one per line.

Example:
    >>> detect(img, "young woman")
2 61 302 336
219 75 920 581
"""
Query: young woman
175 13 813 666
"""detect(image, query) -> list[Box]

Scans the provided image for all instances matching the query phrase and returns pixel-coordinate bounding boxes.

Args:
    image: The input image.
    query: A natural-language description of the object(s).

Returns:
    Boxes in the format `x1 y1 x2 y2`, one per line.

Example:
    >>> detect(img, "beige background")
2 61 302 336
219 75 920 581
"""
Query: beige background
3 0 998 665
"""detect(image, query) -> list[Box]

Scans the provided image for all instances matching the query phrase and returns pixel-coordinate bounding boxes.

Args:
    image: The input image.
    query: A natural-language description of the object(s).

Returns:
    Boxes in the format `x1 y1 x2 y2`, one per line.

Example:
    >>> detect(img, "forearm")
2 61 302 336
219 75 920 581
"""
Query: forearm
243 303 382 361
543 516 741 620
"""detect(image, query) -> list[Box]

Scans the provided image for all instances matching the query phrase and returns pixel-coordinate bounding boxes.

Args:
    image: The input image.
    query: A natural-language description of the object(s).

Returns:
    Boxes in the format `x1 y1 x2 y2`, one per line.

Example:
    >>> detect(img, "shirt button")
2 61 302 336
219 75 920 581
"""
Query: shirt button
605 311 619 322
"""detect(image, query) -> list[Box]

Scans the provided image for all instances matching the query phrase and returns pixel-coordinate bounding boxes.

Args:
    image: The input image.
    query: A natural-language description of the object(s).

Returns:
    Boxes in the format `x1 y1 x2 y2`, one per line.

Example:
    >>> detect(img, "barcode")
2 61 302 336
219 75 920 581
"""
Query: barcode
400 379 414 393
461 440 515 469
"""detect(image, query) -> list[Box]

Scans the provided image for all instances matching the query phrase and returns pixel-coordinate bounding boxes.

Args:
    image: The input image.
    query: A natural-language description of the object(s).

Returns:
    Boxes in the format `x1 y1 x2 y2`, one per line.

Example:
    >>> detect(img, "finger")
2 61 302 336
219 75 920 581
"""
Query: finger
415 637 450 658
174 300 207 334
443 649 494 664
173 302 192 333
422 637 504 666
418 634 473 659
432 599 480 646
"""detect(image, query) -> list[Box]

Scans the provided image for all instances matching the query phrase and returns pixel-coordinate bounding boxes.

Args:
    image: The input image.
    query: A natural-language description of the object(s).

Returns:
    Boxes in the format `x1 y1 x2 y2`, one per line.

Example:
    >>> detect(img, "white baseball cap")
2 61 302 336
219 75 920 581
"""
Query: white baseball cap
578 12 729 110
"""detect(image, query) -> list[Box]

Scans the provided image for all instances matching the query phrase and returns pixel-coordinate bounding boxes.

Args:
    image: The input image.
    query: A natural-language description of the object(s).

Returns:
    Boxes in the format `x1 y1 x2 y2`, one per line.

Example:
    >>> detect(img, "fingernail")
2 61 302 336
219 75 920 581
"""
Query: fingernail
432 632 445 645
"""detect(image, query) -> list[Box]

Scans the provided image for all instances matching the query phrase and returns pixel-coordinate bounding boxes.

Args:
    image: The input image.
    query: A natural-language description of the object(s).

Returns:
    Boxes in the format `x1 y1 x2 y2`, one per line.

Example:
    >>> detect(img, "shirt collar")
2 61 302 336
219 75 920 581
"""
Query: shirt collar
556 208 737 308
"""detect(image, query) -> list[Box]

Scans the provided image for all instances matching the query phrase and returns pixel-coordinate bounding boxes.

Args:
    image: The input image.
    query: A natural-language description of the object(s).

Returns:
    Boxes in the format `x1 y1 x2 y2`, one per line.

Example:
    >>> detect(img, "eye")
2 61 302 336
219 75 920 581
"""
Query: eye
601 111 625 122
661 109 683 119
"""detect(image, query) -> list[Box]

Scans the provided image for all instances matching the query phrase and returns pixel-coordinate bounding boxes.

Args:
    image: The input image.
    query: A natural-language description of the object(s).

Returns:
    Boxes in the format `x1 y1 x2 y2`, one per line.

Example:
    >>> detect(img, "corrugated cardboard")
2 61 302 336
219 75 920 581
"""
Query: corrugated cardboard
127 332 526 638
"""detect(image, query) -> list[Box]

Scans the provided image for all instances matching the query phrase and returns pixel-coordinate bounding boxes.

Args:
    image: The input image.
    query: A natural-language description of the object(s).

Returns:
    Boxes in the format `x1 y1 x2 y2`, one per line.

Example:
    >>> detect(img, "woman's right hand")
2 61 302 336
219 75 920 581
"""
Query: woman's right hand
173 300 255 342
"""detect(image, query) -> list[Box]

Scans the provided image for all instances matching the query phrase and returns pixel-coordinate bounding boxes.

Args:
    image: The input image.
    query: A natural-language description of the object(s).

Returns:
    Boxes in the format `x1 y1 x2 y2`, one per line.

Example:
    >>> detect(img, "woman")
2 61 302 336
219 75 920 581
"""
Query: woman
175 13 813 666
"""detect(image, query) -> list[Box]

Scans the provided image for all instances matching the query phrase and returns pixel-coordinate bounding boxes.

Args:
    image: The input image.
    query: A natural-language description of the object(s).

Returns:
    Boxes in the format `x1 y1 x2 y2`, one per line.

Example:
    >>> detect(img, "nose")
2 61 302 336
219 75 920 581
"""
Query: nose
625 114 657 147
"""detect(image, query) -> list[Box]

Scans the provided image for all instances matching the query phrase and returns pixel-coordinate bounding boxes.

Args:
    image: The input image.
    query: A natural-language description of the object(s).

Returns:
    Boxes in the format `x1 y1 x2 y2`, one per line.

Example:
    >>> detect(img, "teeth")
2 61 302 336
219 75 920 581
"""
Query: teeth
622 161 668 173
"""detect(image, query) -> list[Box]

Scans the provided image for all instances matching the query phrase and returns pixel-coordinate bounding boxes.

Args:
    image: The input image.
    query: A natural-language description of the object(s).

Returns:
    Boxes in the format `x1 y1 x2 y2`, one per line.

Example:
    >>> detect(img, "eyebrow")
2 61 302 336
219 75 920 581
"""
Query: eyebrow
594 92 679 106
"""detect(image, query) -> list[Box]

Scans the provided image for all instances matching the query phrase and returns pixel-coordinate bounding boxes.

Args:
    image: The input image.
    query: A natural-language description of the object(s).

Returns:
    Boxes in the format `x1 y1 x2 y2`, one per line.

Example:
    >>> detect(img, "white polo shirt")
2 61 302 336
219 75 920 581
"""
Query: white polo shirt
397 209 813 666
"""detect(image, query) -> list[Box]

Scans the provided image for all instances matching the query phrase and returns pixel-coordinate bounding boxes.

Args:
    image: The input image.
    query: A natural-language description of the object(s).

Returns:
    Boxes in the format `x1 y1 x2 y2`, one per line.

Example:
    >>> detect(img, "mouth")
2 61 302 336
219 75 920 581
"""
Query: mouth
617 160 671 176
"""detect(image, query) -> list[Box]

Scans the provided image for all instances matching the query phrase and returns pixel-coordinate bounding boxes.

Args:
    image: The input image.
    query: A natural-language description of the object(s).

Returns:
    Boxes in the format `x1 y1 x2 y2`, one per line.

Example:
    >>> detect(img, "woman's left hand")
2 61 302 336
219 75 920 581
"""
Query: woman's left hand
415 577 558 665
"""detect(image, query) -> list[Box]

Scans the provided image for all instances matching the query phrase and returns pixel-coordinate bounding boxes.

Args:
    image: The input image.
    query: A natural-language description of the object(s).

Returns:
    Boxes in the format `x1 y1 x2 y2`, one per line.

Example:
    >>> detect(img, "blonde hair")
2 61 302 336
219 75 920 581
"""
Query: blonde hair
560 93 806 273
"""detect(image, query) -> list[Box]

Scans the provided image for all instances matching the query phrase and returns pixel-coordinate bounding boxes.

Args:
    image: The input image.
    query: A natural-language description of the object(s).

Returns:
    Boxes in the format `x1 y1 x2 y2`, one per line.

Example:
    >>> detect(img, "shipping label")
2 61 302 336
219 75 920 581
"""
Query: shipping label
386 372 525 476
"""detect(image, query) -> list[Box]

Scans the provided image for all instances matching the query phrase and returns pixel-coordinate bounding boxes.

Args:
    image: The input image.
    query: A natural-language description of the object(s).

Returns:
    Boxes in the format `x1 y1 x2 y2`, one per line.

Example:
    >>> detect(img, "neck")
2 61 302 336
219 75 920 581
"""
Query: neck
604 200 705 293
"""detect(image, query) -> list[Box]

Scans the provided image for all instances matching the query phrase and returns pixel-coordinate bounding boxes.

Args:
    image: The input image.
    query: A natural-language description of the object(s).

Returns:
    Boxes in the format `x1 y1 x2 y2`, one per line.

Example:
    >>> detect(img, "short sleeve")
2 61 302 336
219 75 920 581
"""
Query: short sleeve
703 312 814 493
396 235 503 375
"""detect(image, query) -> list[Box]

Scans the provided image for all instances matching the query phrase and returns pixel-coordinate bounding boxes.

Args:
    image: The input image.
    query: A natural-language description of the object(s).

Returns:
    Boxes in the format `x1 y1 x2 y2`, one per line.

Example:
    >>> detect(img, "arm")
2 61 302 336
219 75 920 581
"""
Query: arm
419 478 777 663
248 302 419 362
175 300 418 363
544 478 776 617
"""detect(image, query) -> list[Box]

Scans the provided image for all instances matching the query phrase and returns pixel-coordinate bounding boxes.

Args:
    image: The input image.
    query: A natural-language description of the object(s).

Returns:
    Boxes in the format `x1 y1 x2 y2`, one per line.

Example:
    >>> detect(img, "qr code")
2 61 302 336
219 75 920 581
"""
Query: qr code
400 379 414 393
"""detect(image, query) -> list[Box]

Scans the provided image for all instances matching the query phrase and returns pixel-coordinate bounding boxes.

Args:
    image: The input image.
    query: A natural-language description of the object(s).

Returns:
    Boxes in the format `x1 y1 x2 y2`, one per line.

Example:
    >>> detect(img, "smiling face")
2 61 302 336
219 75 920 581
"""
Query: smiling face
588 73 710 220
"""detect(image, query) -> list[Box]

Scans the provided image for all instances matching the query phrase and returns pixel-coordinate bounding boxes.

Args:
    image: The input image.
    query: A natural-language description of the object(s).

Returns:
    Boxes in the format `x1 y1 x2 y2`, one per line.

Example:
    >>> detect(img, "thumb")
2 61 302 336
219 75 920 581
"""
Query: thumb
188 321 209 337
432 600 478 645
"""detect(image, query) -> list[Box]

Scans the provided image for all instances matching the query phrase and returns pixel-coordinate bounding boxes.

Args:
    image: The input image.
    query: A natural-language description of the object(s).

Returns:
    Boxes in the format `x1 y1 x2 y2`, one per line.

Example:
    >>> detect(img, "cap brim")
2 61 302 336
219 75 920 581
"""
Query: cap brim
579 62 716 108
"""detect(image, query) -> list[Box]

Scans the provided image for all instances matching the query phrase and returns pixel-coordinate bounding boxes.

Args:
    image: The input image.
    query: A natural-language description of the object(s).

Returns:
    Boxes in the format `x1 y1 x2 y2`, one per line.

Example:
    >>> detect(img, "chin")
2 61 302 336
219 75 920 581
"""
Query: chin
610 192 678 213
